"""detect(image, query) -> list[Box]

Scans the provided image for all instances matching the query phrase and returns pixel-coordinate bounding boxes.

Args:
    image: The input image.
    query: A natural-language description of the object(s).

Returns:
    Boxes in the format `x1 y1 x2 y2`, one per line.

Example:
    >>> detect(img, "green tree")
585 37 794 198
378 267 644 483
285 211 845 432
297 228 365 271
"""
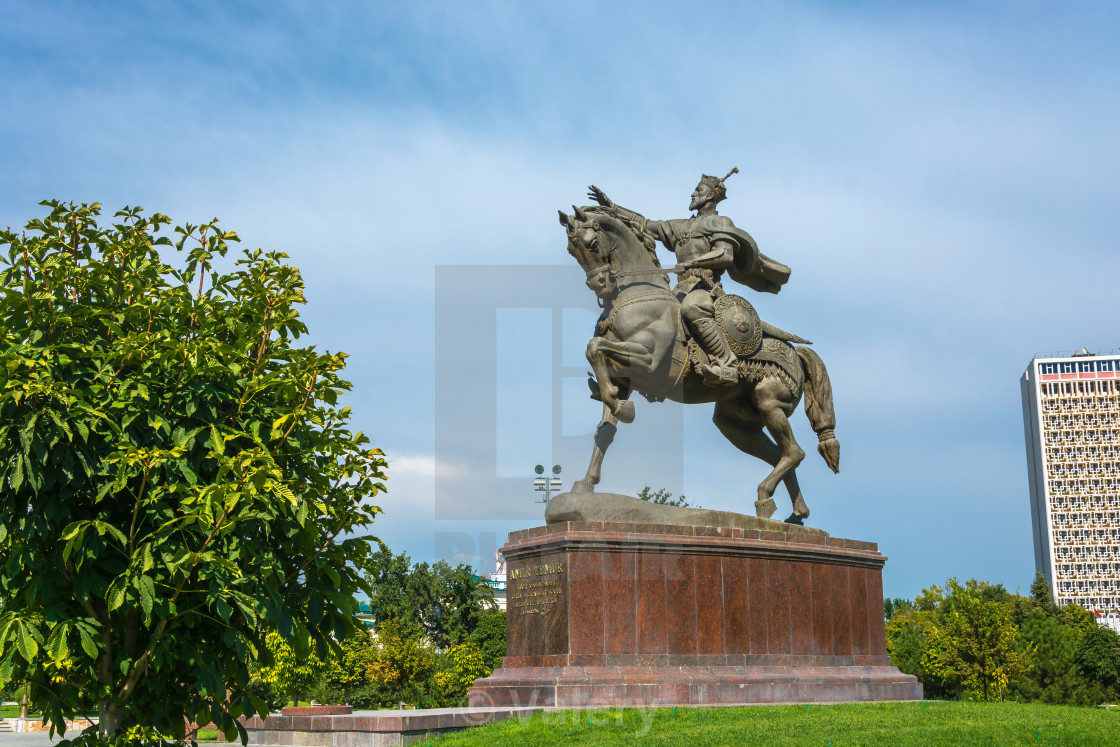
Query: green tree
365 546 416 624
1074 622 1120 705
368 618 434 706
258 631 325 707
1010 608 1101 706
433 641 490 703
407 561 449 641
884 597 914 621
885 609 938 692
437 563 495 647
469 609 507 672
0 202 385 739
913 583 945 613
318 629 379 706
637 486 691 507
364 550 495 648
1059 602 1099 635
1029 570 1054 612
923 579 1033 702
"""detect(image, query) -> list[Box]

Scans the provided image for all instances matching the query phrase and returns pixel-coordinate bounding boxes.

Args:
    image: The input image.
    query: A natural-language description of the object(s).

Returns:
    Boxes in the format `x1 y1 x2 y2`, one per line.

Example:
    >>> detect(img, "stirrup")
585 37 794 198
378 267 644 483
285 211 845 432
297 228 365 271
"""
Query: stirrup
701 362 739 386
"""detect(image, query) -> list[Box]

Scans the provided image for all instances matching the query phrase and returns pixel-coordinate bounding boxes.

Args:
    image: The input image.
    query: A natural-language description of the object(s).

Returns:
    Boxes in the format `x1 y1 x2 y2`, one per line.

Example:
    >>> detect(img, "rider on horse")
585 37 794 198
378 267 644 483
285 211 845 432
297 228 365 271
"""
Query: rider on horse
589 168 792 387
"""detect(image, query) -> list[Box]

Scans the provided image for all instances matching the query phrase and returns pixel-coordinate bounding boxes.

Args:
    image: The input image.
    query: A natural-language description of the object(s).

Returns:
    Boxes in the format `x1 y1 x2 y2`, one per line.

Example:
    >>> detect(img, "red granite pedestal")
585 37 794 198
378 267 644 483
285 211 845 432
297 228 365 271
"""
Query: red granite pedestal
468 522 921 707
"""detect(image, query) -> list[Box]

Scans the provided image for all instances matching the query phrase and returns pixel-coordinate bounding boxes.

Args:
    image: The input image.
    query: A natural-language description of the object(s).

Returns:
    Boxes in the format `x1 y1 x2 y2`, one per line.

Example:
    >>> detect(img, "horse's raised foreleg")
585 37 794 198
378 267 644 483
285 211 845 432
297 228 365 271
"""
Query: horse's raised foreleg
585 337 655 425
572 403 619 493
752 379 808 522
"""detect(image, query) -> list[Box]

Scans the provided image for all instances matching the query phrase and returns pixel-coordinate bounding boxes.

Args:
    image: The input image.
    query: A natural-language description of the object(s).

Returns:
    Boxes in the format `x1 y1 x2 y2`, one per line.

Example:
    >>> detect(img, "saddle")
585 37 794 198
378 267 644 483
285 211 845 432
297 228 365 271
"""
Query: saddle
671 294 808 393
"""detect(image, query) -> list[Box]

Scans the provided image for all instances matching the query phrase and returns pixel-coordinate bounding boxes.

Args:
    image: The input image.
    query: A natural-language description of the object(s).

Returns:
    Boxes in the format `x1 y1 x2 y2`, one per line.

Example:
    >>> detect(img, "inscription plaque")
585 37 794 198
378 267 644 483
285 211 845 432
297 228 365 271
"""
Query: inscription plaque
507 561 565 615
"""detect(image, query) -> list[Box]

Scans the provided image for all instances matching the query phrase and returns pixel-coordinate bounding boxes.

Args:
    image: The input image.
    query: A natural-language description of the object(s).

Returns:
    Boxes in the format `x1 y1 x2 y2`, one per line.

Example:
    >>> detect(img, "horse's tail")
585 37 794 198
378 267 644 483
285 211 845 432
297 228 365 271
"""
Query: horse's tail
795 346 840 474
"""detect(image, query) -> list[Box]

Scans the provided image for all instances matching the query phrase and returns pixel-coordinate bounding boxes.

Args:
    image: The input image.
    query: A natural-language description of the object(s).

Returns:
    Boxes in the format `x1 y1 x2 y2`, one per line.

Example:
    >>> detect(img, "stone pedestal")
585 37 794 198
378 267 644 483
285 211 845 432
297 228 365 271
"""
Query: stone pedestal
469 521 921 707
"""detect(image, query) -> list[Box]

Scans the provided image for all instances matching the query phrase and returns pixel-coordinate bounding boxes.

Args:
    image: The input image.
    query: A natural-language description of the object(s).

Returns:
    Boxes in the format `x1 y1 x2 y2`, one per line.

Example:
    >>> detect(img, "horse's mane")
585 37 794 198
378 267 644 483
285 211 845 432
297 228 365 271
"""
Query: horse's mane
582 206 662 268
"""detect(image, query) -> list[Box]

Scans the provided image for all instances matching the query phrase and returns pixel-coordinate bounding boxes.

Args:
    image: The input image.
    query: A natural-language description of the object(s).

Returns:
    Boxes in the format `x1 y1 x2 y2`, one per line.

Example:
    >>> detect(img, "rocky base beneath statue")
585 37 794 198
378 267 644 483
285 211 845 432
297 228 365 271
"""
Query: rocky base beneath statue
545 491 827 535
468 521 921 708
470 664 921 707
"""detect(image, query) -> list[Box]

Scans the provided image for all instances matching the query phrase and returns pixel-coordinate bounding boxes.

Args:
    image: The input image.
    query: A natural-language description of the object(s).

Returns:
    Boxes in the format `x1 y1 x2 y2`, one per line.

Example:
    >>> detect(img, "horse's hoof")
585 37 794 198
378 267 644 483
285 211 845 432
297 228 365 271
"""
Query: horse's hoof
791 494 809 518
571 480 595 494
614 400 636 424
754 497 777 519
784 513 805 526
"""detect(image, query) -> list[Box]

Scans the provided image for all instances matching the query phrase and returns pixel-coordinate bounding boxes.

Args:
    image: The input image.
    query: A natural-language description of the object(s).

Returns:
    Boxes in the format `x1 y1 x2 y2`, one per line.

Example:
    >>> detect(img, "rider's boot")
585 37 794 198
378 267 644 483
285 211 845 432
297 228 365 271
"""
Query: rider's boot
692 318 739 386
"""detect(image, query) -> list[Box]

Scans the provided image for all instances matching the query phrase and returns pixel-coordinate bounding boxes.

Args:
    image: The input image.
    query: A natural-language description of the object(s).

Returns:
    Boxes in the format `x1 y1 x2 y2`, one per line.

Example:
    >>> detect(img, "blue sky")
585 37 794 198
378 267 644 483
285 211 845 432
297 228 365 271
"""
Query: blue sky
2 1 1118 601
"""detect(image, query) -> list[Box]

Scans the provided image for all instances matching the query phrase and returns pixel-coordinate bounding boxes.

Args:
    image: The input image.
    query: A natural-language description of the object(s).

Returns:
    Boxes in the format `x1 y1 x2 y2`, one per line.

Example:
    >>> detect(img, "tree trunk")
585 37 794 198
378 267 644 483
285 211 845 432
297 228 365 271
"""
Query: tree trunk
98 700 122 739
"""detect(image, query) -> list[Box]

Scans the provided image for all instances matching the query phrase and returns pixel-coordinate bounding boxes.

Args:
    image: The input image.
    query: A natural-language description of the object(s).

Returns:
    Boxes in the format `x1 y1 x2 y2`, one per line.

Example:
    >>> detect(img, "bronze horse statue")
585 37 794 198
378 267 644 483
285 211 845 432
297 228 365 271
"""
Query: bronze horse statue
557 204 840 523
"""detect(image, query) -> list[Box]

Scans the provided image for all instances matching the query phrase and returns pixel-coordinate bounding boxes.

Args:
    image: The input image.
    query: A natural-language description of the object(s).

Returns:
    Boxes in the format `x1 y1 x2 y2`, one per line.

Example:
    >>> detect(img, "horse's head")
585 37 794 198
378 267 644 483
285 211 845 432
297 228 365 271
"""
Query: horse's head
558 205 604 257
558 205 616 299
558 206 666 302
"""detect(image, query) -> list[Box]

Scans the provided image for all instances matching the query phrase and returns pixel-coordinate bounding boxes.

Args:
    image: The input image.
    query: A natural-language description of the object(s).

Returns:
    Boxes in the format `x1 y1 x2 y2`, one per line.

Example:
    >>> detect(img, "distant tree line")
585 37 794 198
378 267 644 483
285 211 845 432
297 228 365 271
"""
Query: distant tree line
886 572 1120 705
250 545 506 710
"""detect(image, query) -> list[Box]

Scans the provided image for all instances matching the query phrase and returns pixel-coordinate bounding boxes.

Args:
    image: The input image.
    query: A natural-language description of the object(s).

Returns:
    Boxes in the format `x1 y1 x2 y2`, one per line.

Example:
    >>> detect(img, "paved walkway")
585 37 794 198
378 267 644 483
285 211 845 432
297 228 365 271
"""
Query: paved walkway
0 734 62 745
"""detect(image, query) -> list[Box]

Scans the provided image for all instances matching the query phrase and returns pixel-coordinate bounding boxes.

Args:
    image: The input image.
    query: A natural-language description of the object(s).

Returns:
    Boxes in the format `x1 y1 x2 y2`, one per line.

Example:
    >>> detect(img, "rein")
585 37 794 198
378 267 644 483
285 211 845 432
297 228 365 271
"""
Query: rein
576 214 681 309
585 264 673 282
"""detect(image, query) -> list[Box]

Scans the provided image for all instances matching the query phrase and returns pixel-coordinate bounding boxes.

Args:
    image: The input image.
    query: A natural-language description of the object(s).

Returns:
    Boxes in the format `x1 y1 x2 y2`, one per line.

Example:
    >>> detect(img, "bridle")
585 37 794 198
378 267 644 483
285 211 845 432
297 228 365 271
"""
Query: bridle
573 218 672 307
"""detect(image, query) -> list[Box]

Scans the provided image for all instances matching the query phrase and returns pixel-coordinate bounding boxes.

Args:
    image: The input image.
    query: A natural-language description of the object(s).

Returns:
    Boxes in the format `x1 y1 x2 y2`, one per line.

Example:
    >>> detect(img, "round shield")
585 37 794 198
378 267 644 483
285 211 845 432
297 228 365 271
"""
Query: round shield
715 294 762 356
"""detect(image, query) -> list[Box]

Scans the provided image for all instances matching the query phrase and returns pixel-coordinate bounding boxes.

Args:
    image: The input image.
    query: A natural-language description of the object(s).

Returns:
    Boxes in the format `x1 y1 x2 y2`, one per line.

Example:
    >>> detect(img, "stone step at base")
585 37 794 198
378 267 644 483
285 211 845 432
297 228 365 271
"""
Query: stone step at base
471 665 923 708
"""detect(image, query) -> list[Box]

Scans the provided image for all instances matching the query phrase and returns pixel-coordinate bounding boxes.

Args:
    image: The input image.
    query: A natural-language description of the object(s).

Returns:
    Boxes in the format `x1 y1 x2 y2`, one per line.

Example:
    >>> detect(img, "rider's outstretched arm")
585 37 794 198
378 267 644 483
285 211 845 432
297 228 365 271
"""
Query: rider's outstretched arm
587 185 653 229
586 185 679 251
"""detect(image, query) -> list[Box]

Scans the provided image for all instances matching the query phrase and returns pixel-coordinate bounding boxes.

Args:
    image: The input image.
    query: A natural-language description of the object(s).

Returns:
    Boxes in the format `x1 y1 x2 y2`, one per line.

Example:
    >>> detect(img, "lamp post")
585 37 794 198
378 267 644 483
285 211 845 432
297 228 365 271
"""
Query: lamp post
533 464 563 504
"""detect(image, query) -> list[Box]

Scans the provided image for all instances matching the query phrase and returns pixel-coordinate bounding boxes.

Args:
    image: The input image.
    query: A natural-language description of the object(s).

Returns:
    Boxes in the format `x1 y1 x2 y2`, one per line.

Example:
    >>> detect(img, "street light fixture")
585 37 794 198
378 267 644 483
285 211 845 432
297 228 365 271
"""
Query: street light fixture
533 464 563 504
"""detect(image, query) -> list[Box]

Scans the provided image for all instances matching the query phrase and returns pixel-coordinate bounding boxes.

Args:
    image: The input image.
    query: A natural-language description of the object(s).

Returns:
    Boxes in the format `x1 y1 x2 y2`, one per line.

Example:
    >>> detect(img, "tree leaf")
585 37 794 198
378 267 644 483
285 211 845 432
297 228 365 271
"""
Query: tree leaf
97 521 128 549
245 692 266 719
78 626 98 659
47 623 70 663
139 575 155 619
18 414 38 455
107 580 126 612
178 460 198 487
209 425 223 456
0 653 14 687
215 597 232 623
11 455 23 492
16 624 39 662
230 591 259 626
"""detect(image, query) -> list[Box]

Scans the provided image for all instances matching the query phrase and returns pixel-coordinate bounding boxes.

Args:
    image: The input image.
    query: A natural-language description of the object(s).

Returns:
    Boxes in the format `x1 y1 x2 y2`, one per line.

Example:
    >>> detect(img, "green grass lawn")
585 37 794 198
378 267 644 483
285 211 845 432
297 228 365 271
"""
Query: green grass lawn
0 705 40 718
429 701 1120 746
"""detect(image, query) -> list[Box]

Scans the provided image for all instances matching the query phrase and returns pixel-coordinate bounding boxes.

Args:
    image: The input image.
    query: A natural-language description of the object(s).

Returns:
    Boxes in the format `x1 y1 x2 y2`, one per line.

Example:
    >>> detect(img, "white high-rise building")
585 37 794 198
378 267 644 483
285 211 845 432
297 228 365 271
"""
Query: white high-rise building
1021 350 1120 633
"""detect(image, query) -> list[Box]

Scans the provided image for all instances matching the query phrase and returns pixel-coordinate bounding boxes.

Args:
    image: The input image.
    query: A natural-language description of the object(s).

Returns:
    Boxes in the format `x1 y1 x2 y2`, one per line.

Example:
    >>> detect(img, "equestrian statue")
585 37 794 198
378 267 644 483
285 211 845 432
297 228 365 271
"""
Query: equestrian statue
557 169 840 524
